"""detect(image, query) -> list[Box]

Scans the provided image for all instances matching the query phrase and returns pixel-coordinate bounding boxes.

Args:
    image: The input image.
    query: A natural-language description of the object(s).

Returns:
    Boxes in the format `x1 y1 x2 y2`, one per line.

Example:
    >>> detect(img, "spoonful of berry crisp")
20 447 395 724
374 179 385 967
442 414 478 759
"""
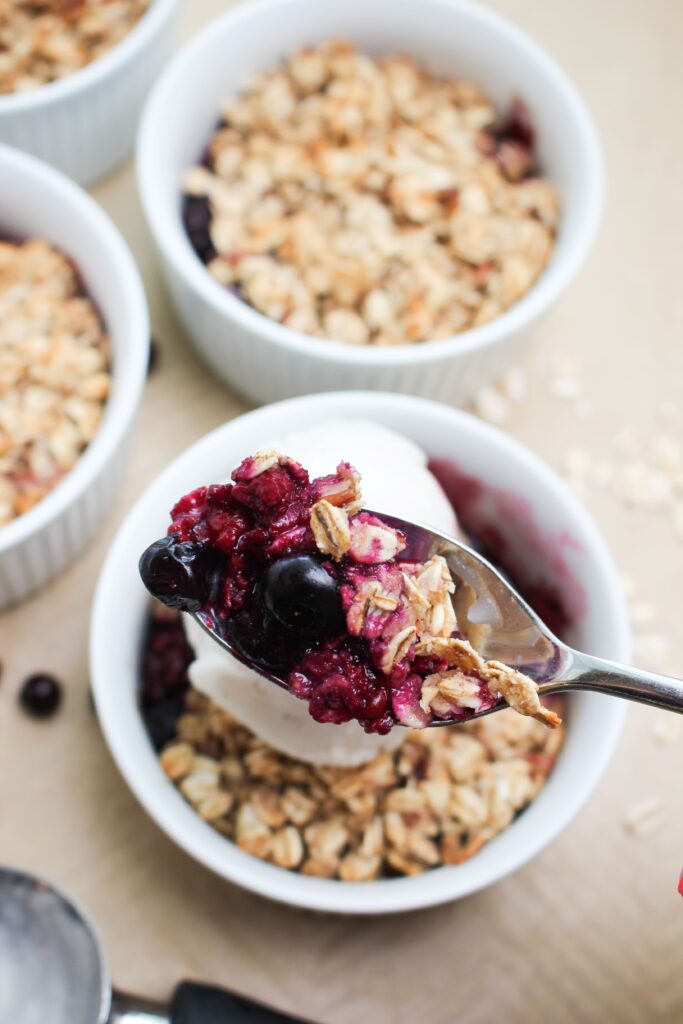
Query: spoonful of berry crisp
139 451 683 736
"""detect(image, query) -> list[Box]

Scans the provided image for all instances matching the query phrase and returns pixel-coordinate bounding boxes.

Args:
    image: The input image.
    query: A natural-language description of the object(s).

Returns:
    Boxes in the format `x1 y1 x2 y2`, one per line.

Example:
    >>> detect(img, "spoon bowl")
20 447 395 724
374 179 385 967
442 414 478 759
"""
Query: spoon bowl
0 867 308 1023
186 511 683 724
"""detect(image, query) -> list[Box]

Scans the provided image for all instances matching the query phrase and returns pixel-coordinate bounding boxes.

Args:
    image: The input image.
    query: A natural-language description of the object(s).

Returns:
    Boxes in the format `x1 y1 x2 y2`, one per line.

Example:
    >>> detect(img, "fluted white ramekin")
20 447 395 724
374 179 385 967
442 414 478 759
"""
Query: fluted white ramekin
138 0 603 405
91 392 629 914
0 0 180 186
0 145 149 609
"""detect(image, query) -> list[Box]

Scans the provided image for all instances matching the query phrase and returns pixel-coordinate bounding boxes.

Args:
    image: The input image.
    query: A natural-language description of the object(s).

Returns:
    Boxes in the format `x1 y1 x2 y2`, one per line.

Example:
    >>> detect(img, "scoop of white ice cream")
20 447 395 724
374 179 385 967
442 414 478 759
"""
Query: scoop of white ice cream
185 420 458 767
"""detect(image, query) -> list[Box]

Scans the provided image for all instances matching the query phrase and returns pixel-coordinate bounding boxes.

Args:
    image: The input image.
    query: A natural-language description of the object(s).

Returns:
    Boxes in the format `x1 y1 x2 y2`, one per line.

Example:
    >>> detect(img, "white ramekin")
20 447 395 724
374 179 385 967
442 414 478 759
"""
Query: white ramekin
91 392 629 915
138 0 603 406
0 144 149 609
0 0 180 186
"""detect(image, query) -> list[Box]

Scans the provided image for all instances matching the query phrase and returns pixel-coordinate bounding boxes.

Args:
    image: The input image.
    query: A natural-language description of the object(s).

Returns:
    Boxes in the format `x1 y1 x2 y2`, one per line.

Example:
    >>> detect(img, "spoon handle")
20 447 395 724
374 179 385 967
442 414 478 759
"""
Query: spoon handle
541 652 683 713
170 981 313 1023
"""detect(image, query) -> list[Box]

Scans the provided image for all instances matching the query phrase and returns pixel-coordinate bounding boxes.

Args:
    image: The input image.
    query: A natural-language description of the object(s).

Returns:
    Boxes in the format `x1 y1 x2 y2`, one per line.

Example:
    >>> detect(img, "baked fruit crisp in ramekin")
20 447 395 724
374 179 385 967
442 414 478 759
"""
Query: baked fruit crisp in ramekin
0 0 151 95
140 450 564 881
182 40 560 348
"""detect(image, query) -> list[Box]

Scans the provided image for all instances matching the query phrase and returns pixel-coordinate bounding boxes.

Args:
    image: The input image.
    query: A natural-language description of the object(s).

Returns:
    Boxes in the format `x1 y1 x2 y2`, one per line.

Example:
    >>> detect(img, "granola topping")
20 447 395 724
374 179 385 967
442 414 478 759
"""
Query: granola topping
156 678 563 881
183 40 560 347
0 0 151 95
0 238 111 525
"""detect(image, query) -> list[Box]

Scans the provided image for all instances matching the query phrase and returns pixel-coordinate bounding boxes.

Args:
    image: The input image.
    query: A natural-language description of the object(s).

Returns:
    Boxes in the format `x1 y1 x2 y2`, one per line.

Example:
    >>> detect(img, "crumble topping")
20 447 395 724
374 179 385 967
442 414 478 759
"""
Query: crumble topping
158 681 563 880
0 0 151 95
183 40 560 347
0 238 111 524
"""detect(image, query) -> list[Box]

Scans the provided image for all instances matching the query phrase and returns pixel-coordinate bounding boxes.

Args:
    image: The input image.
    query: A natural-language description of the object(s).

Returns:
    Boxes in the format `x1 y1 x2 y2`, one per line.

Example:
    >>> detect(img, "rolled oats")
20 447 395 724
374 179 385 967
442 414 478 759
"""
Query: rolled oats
158 688 563 881
0 1 151 94
623 797 664 838
159 742 195 781
0 239 111 526
184 40 559 347
310 499 351 561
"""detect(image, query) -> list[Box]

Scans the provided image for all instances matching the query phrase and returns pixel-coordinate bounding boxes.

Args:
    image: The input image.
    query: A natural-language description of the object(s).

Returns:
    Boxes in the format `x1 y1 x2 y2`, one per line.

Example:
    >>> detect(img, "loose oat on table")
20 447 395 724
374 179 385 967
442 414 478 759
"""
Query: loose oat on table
0 0 151 94
183 39 560 347
623 797 664 838
160 686 563 880
0 239 111 524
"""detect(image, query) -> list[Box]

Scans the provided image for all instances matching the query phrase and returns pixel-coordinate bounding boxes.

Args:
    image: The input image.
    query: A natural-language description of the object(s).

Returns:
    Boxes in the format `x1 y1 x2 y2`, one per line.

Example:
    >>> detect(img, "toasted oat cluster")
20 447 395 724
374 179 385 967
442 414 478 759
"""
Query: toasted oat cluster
0 0 151 95
0 239 111 524
160 686 563 879
183 40 560 347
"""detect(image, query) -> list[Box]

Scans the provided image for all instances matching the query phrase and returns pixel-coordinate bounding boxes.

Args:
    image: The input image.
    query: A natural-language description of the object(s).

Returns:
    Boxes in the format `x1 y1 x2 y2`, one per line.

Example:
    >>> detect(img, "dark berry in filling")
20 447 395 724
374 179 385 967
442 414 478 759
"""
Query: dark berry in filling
19 673 62 718
139 537 223 613
182 194 216 264
290 639 393 733
148 336 160 376
262 554 344 640
140 609 194 749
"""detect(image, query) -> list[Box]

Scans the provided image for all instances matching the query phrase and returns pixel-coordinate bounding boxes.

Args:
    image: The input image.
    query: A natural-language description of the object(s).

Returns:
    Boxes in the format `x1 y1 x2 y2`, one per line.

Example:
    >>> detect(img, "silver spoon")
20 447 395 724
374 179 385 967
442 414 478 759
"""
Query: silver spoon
190 511 683 722
0 867 310 1024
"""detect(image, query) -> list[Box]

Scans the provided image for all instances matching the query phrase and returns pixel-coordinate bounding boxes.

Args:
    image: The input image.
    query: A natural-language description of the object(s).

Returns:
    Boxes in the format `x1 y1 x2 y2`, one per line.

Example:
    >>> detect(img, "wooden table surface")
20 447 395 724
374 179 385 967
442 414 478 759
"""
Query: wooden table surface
1 2 682 1022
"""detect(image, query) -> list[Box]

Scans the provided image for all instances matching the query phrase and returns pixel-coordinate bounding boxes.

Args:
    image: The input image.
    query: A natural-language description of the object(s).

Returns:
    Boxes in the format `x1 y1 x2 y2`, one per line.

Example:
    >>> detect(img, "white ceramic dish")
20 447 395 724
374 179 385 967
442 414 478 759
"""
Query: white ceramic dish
138 0 603 406
91 392 629 915
0 0 180 185
0 144 149 609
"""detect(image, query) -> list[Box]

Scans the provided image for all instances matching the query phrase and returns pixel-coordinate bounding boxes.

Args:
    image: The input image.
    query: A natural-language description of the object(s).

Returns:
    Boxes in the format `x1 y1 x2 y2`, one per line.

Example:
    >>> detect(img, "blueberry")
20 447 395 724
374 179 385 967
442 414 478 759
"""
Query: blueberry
182 194 216 264
147 336 160 376
19 674 62 718
225 601 302 675
144 697 184 751
139 537 215 613
262 555 344 641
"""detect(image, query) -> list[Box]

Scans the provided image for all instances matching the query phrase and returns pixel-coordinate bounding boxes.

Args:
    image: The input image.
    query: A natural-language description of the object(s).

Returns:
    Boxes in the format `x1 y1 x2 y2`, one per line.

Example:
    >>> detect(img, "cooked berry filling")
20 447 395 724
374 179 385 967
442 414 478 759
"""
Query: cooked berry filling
140 452 561 736
140 610 194 750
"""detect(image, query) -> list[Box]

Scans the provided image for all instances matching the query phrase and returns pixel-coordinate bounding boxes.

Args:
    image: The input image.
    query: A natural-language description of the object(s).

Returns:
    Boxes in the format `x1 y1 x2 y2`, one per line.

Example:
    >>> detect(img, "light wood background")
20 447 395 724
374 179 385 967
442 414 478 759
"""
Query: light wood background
1 2 682 1022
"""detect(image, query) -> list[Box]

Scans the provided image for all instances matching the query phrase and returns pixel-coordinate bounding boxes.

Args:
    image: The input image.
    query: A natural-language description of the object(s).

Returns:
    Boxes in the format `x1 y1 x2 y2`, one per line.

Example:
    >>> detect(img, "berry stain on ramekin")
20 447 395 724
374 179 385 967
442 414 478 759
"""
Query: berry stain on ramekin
429 458 585 637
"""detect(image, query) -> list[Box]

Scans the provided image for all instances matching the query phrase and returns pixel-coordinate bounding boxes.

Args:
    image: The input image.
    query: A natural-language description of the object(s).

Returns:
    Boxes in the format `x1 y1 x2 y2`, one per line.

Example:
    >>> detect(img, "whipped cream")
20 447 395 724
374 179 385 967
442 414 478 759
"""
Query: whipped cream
185 420 458 767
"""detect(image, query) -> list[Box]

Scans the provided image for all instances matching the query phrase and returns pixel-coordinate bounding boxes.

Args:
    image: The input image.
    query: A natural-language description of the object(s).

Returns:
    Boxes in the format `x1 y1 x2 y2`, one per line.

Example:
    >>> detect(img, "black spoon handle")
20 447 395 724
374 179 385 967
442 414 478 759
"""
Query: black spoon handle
170 981 314 1024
